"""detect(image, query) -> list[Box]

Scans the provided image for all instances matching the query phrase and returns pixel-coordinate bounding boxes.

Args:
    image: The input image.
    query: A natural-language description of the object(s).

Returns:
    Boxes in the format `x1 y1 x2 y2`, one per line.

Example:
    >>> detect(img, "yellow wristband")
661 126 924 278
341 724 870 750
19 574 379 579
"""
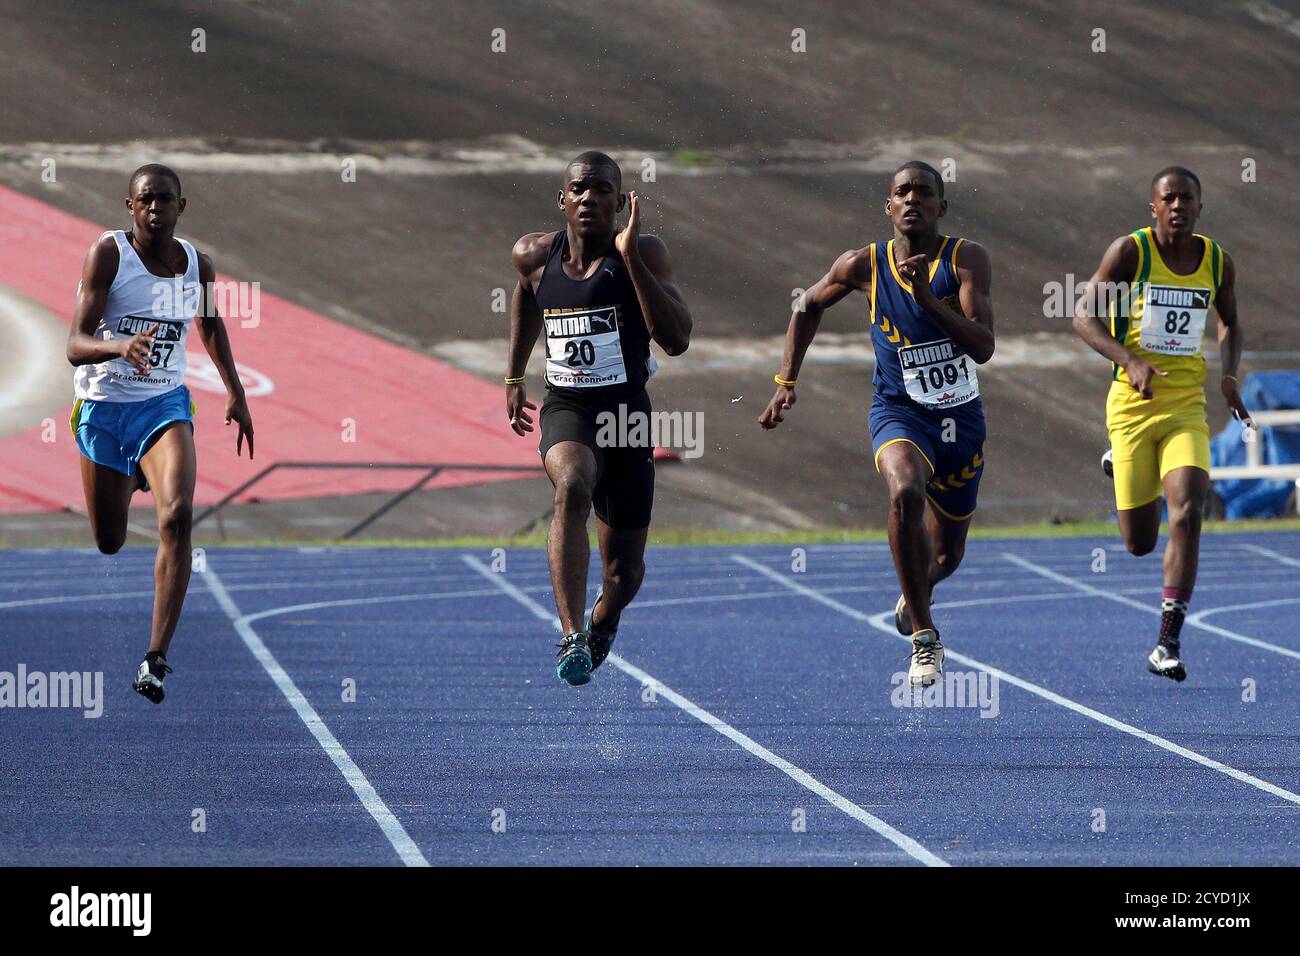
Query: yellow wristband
504 375 525 385
774 374 797 388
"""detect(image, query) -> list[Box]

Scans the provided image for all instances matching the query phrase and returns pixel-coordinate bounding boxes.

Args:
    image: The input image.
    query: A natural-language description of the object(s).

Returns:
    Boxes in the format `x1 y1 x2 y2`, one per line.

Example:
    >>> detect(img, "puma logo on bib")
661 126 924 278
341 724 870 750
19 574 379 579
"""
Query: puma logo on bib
898 338 979 408
544 305 628 388
1139 285 1210 356
115 316 184 372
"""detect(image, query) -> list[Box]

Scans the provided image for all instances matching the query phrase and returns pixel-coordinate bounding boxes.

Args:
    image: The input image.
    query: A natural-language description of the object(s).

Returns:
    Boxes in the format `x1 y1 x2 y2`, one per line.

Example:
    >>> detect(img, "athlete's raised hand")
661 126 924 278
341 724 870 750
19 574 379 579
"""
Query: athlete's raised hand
119 324 159 375
225 392 254 459
1221 375 1255 429
897 254 936 307
1124 356 1168 399
615 191 640 259
507 382 536 436
758 383 797 430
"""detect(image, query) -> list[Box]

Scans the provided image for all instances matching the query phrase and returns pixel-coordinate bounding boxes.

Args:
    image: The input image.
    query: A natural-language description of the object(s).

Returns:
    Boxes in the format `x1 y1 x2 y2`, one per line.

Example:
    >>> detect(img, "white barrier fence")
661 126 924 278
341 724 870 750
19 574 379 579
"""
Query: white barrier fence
1209 410 1300 515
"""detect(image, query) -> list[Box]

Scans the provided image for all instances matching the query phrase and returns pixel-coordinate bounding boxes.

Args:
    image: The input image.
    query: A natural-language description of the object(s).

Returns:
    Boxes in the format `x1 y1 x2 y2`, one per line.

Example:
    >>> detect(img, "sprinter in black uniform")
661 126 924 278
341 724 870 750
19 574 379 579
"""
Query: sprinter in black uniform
506 151 693 685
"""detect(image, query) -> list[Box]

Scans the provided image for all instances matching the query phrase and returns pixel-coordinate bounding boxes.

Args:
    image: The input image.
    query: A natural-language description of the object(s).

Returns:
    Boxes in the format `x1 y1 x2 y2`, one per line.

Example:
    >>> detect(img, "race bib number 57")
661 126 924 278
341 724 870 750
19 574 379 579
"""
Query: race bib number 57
544 305 628 388
1139 285 1210 356
116 315 184 371
899 338 979 408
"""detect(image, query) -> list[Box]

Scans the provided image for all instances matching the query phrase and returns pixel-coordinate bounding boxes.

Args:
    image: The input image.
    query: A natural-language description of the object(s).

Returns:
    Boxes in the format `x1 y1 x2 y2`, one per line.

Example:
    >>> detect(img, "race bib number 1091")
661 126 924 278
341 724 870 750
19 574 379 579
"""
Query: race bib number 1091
544 305 628 388
899 338 979 408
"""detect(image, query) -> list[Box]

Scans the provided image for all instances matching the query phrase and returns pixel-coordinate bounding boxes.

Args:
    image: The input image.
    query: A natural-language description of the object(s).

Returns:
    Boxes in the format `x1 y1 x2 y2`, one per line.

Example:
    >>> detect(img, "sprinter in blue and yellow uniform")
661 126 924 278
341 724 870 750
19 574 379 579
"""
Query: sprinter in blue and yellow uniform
1073 166 1254 682
760 161 996 687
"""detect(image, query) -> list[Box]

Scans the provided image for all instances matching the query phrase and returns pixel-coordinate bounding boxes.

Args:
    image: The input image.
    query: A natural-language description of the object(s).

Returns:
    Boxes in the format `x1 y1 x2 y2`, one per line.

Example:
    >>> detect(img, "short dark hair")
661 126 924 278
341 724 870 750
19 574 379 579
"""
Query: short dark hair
129 163 182 197
894 160 944 198
1151 165 1200 197
566 150 621 189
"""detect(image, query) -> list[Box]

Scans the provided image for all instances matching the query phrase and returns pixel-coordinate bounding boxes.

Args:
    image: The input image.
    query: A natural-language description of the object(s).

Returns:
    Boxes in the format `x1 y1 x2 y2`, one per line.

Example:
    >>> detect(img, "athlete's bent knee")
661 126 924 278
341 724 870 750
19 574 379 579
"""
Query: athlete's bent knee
158 498 193 541
935 542 965 573
552 474 594 515
95 530 126 555
1124 534 1157 557
889 481 927 523
1166 496 1203 534
605 558 645 595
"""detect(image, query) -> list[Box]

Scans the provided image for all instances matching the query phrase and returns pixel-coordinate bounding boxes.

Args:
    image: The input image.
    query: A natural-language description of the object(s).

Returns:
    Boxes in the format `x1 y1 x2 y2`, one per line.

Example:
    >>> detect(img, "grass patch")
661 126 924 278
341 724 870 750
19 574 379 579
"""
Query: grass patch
670 148 710 167
163 516 1300 549
10 518 1299 551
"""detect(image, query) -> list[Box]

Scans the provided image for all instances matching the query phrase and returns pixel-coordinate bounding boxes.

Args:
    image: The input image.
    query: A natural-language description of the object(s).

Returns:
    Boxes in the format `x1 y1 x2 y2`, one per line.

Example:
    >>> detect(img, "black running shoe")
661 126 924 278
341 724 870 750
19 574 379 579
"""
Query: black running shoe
555 632 592 686
585 588 619 672
132 653 172 704
1147 641 1186 682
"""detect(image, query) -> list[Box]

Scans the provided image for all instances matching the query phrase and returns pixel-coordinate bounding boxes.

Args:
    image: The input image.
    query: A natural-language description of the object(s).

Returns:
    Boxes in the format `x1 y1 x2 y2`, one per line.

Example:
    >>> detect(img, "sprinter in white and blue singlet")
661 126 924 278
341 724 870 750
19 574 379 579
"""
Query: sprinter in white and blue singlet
760 161 996 687
66 164 255 703
506 151 693 686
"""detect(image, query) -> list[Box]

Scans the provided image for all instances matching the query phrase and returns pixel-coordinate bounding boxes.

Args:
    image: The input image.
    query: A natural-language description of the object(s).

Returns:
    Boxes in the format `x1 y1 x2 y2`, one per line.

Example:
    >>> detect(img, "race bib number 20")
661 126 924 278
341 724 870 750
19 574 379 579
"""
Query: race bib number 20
1139 285 1210 356
899 338 979 408
544 305 628 388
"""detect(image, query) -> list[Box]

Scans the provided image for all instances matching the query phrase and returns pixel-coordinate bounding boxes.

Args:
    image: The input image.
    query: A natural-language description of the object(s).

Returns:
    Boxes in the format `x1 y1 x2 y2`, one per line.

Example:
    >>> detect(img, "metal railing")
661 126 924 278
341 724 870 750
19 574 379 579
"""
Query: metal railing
192 462 545 541
1209 410 1300 514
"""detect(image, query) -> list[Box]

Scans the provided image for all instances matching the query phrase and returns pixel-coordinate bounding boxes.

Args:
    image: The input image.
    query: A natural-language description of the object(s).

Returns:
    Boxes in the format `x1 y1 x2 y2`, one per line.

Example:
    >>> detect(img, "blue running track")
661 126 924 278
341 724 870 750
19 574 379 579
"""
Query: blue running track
0 532 1297 866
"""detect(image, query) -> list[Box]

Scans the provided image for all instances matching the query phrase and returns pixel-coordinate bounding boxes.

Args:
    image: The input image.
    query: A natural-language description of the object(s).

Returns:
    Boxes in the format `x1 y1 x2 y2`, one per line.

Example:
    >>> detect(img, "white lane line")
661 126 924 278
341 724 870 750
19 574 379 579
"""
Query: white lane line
0 589 159 610
1003 552 1300 661
459 554 947 867
630 588 1079 612
1188 597 1300 631
0 580 1071 616
0 580 506 609
203 565 430 867
237 588 504 625
1240 543 1300 570
732 554 1300 809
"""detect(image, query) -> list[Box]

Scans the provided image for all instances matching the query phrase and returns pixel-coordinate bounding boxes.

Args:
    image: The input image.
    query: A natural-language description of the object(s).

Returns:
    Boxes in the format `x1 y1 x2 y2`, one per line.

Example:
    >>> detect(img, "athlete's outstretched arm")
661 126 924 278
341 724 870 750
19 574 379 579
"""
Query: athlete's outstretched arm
1071 235 1165 398
1212 253 1254 425
194 253 254 458
505 233 549 436
615 192 692 355
758 247 871 430
66 236 154 372
897 242 995 363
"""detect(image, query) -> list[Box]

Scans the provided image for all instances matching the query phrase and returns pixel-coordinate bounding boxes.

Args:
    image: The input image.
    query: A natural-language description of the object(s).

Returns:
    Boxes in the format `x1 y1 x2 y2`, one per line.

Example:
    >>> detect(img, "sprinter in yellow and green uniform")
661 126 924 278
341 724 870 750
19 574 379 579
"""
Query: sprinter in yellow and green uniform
1072 166 1254 683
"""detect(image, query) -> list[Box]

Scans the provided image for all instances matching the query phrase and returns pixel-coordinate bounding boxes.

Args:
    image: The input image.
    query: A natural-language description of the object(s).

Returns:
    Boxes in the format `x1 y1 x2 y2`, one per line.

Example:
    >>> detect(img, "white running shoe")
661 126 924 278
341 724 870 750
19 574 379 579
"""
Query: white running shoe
908 629 944 687
1147 642 1186 682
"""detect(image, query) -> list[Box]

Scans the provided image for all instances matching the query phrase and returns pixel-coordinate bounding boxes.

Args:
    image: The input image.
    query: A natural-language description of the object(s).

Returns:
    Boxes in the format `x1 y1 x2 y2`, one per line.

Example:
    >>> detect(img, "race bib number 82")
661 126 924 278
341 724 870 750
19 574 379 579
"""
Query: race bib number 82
1139 285 1210 356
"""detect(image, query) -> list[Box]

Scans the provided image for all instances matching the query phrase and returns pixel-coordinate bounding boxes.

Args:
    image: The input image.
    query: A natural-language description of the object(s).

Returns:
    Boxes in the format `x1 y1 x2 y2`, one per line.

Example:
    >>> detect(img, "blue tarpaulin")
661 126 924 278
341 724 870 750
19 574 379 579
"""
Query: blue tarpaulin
1211 371 1300 518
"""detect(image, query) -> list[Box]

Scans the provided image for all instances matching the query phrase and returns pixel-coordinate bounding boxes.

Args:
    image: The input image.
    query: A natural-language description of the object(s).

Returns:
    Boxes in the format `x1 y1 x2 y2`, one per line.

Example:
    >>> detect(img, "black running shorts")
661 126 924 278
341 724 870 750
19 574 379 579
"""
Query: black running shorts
538 389 655 531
